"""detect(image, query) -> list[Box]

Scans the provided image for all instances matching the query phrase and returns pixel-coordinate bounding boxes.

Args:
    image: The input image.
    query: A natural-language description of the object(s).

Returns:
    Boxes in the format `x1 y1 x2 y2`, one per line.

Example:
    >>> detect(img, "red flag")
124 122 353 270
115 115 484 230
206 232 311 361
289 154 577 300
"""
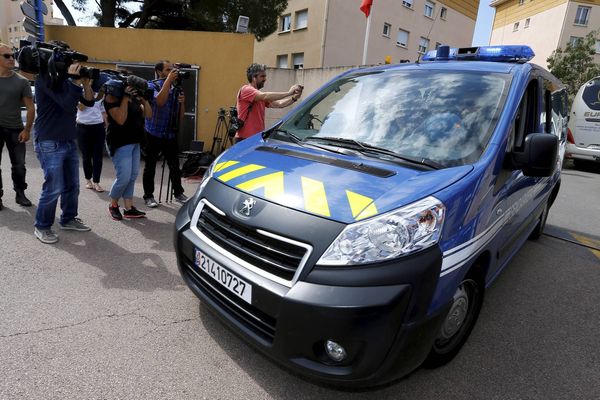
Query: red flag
360 0 373 18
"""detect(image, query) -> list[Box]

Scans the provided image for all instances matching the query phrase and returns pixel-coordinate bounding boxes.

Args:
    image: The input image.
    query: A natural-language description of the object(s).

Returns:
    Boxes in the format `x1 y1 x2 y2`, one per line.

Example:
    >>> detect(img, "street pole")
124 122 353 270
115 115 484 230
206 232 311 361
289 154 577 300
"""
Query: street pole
35 0 45 41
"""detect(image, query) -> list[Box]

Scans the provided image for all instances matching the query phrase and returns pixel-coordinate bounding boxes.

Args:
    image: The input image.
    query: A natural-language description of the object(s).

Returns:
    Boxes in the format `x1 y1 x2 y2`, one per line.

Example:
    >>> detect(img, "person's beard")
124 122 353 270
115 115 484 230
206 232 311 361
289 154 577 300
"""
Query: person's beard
257 80 265 89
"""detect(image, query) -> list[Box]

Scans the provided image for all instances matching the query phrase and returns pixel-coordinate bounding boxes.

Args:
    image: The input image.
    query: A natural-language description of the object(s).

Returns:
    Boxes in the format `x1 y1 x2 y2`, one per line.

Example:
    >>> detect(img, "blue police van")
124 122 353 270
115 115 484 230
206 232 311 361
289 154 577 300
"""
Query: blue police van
174 46 568 387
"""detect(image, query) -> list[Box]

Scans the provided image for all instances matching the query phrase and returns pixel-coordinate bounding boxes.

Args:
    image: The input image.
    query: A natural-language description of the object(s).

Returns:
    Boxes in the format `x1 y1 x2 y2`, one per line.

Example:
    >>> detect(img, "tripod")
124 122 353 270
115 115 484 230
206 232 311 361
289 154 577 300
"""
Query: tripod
210 108 232 155
158 85 184 203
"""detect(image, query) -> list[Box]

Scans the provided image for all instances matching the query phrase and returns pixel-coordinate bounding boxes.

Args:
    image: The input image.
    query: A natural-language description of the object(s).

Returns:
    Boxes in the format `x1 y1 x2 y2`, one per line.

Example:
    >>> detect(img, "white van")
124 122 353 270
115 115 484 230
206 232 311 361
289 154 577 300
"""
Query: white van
567 76 600 166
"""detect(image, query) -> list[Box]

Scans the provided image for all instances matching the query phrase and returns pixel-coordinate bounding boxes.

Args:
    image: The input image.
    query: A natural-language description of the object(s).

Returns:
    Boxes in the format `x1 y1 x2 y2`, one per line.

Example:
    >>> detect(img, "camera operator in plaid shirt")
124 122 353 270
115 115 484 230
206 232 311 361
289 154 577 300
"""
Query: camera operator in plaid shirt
142 61 187 208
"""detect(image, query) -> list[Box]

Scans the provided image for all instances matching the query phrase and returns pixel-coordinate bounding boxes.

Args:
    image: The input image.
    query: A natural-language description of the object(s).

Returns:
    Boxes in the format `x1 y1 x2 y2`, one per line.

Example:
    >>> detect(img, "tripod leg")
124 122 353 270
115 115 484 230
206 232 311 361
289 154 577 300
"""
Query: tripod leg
158 156 166 203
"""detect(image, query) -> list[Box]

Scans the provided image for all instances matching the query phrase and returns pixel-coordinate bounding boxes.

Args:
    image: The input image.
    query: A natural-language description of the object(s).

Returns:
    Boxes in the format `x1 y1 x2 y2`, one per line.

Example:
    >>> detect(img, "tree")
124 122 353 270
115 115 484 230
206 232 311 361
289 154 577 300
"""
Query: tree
53 0 288 40
547 31 600 102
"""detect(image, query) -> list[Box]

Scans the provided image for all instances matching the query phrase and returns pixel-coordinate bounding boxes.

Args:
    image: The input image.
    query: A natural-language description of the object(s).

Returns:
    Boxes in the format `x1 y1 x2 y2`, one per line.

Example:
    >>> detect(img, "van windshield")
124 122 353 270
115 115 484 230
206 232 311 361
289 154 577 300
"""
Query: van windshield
582 78 600 110
278 70 510 167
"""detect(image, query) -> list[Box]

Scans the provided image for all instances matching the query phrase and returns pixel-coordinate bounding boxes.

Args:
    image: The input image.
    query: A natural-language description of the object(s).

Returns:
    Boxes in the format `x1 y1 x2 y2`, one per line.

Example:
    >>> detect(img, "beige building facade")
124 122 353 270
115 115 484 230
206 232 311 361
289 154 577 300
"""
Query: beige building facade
0 0 63 48
254 0 480 68
490 0 600 68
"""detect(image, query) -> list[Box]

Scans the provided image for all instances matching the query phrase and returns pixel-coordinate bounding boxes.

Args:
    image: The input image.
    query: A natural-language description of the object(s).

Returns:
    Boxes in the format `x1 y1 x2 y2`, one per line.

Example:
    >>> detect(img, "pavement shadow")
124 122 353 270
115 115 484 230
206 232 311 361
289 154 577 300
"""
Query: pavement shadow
122 216 178 252
0 203 37 233
58 230 184 292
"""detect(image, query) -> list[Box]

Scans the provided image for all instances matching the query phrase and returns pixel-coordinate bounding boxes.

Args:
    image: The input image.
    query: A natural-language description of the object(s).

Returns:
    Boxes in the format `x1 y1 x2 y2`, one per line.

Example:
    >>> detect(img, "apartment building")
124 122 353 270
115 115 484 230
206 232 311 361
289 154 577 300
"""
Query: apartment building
490 0 600 68
254 0 479 68
0 0 63 48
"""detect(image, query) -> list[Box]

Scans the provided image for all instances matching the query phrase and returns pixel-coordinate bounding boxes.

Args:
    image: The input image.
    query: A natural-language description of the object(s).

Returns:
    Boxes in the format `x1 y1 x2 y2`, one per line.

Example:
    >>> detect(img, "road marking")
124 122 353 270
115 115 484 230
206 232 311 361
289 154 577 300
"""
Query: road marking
570 233 600 261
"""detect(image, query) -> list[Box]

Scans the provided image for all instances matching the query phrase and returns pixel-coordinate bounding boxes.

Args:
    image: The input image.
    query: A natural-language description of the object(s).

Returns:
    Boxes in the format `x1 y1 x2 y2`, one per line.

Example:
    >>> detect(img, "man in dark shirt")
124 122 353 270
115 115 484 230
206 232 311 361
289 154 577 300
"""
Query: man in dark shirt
0 43 35 210
33 60 94 244
142 61 187 208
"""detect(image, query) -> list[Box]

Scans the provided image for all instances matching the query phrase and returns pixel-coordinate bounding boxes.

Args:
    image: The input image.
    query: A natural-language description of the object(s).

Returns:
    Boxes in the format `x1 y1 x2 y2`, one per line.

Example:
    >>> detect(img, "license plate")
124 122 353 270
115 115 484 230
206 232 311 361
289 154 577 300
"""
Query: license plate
194 249 252 304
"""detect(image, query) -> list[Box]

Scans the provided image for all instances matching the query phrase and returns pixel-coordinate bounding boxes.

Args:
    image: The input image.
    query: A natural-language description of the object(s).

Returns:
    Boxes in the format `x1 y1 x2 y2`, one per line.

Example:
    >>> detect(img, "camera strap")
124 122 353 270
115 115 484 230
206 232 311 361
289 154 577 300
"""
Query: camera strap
237 87 254 123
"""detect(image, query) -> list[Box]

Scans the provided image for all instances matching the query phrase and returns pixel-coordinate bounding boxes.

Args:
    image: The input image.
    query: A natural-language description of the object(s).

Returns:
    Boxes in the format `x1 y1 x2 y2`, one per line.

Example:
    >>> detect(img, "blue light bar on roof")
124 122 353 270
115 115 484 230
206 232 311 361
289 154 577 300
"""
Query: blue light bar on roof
422 45 535 63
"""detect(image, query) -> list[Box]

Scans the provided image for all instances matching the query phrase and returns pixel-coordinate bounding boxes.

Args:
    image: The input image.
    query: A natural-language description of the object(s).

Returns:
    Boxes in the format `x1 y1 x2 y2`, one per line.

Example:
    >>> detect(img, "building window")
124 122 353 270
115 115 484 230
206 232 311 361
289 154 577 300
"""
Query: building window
277 54 288 68
418 37 430 53
383 23 391 37
424 1 435 18
8 27 12 33
596 40 600 54
524 18 530 28
280 14 291 32
569 36 582 47
402 0 413 8
513 22 519 31
574 6 591 25
440 7 447 20
295 9 308 30
518 0 525 5
397 29 409 47
292 53 304 69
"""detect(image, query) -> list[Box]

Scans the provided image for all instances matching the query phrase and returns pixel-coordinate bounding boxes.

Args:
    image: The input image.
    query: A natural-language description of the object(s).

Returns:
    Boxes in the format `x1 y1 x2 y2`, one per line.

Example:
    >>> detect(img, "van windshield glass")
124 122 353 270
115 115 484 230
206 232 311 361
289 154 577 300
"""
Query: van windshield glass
582 78 600 111
278 70 510 167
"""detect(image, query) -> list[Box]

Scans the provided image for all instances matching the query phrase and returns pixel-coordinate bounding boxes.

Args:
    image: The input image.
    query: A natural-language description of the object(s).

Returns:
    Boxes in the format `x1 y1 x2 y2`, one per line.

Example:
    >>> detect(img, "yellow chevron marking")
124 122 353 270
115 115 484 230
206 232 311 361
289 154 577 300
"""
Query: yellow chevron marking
214 160 239 173
346 190 378 220
218 164 265 182
571 233 600 261
236 171 285 200
301 177 330 217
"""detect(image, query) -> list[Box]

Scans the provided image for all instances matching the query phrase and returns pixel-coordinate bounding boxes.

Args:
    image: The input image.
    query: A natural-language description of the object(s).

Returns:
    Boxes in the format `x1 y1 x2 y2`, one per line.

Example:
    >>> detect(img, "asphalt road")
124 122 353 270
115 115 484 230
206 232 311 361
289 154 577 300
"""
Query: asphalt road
1 143 599 399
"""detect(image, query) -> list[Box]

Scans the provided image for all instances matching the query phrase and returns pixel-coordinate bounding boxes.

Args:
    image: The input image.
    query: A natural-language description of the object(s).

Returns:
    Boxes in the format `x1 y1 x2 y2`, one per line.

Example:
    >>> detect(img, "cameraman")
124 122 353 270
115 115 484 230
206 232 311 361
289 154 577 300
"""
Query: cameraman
142 61 187 208
234 63 303 142
33 59 94 244
104 77 152 221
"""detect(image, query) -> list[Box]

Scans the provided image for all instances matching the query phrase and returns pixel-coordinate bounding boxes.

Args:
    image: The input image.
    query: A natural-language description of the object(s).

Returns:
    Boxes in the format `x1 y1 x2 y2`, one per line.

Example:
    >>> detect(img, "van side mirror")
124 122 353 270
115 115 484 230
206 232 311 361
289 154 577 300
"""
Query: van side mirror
509 133 558 177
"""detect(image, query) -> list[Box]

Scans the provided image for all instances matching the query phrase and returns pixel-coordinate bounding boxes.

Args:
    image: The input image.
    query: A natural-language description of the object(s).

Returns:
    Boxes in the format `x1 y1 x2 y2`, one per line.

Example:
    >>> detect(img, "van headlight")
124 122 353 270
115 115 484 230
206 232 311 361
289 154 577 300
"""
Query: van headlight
318 196 445 265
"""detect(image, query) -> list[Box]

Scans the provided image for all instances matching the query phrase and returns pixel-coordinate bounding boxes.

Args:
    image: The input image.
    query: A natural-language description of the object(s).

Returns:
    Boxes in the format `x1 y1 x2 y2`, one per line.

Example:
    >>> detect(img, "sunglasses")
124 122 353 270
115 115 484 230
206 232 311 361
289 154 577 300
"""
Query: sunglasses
1 53 15 59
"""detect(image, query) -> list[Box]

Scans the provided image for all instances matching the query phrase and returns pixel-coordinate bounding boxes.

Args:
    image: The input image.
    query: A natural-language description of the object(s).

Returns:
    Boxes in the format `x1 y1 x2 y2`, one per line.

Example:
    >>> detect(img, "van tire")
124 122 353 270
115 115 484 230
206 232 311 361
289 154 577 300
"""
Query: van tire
528 201 549 240
423 276 484 368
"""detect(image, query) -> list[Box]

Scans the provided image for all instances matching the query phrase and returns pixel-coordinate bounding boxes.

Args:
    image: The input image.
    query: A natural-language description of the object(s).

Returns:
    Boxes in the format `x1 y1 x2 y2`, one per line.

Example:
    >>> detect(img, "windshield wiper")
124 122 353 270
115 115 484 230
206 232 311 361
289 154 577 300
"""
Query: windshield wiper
304 136 443 169
269 128 303 144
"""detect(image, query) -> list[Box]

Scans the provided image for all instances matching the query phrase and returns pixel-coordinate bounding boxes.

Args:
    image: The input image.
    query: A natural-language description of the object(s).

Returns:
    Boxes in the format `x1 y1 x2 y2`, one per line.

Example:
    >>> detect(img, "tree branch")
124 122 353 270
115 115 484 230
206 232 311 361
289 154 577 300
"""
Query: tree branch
53 0 78 26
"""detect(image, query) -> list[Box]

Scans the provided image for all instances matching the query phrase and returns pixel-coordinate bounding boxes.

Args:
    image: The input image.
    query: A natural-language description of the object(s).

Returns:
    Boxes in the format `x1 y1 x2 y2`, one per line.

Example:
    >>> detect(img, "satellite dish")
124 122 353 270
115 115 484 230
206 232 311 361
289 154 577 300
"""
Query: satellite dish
236 16 249 33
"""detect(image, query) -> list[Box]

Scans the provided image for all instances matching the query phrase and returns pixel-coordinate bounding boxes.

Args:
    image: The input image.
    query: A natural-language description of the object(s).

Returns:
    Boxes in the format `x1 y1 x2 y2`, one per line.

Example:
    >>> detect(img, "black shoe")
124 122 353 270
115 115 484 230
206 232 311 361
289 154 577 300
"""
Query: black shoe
0 199 3 211
123 206 146 219
15 190 32 207
109 205 123 221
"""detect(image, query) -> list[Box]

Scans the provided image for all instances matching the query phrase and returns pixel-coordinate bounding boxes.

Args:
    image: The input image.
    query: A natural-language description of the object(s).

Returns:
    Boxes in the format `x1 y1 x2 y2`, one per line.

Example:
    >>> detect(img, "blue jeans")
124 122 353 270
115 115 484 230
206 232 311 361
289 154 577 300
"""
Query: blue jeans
109 144 140 200
34 140 80 229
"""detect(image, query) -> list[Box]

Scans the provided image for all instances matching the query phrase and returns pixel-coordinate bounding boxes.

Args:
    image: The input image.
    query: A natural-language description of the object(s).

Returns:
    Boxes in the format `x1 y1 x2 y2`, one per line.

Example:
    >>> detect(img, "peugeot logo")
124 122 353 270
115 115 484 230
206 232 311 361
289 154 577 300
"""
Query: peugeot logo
240 198 256 216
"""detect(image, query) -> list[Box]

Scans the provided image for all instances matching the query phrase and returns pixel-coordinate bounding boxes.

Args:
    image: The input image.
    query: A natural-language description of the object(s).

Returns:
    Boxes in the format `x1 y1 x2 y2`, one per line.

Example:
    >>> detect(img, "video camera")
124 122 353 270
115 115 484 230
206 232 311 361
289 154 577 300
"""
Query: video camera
101 71 153 102
17 40 100 87
173 62 191 87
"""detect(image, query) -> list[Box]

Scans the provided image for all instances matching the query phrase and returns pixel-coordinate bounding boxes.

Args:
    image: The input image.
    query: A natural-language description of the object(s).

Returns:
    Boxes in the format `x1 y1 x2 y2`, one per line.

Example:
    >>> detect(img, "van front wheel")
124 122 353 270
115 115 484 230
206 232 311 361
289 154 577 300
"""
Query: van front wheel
423 277 483 368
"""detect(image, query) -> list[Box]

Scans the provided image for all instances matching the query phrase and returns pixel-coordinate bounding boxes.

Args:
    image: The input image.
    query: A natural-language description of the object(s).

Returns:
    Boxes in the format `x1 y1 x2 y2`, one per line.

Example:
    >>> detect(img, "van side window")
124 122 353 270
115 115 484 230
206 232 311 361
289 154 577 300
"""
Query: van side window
551 88 568 140
513 80 539 151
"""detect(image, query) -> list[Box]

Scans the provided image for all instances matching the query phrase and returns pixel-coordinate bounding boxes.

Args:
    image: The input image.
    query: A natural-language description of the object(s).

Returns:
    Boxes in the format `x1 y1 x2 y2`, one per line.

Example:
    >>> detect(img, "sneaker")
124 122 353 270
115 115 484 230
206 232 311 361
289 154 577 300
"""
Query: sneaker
144 197 158 208
15 190 32 207
34 227 59 244
59 217 91 231
174 193 188 204
109 205 123 221
123 206 146 219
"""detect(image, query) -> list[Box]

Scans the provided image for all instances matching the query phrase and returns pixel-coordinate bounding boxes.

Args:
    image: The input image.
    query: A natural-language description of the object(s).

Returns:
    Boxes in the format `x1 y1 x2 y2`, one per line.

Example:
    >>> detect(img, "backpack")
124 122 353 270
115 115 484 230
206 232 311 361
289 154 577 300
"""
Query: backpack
181 152 215 177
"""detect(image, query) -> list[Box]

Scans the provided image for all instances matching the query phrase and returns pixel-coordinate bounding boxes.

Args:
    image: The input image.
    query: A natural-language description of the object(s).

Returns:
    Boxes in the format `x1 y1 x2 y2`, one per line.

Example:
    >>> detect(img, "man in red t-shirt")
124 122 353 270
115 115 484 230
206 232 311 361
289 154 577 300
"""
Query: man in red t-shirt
235 63 303 142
